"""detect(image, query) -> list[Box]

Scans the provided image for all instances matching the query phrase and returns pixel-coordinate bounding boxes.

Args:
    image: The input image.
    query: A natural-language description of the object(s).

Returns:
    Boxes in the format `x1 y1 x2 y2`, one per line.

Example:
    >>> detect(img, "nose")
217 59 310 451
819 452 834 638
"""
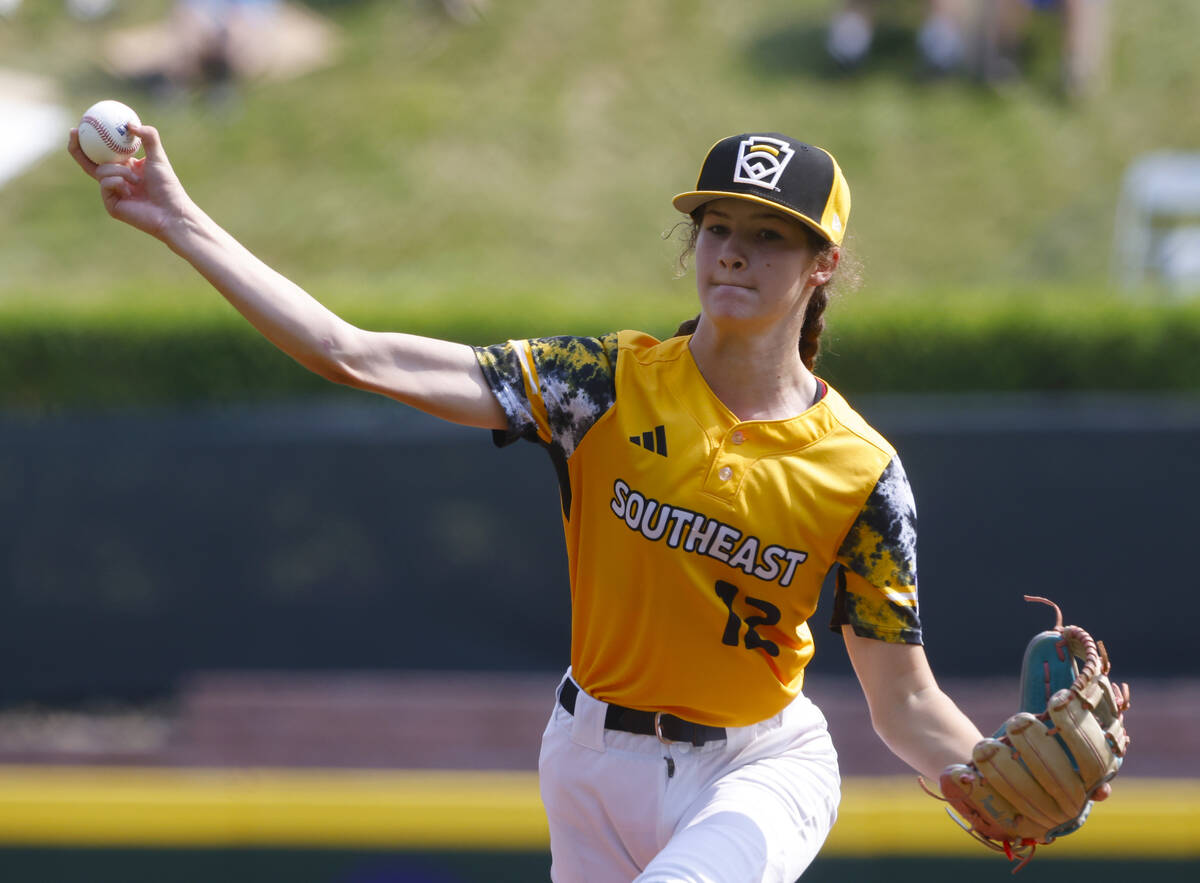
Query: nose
718 238 746 271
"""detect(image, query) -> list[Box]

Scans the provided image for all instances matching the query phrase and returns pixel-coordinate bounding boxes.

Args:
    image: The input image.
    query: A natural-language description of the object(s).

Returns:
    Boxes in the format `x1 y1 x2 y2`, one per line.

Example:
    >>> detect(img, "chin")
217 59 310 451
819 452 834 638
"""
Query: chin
700 289 758 318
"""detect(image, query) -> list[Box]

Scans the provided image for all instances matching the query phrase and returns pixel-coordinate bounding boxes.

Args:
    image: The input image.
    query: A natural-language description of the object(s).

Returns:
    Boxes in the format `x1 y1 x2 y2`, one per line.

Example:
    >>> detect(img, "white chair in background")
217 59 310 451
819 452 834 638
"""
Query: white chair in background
1113 151 1200 295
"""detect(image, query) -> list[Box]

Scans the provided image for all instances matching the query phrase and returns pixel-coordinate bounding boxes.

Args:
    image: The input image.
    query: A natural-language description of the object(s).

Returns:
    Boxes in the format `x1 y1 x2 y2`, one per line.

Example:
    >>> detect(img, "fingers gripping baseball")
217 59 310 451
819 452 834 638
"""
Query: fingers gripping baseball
70 120 189 240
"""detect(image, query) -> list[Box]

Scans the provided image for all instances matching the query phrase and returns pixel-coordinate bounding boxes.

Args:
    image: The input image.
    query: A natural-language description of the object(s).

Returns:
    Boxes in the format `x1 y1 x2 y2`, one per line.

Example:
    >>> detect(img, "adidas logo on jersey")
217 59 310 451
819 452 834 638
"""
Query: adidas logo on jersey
629 425 668 457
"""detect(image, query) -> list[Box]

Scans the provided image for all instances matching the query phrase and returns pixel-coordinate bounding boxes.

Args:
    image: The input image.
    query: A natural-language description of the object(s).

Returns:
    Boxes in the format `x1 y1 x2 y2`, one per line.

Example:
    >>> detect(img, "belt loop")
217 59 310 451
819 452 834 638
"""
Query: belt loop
654 711 671 745
566 677 608 753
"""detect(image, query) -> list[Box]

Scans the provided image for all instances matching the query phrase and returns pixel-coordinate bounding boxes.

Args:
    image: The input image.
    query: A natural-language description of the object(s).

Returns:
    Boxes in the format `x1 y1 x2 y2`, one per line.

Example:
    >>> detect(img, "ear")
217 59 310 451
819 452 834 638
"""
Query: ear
808 247 840 288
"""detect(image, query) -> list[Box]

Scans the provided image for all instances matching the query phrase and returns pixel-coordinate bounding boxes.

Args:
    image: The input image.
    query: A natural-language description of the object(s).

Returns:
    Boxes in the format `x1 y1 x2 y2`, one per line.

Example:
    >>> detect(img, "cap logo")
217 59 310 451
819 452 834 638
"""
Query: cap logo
733 136 795 191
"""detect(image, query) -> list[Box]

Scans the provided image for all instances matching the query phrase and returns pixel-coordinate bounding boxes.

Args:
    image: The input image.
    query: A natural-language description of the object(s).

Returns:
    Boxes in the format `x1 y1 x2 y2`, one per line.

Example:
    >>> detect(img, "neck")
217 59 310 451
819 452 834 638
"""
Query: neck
687 322 817 421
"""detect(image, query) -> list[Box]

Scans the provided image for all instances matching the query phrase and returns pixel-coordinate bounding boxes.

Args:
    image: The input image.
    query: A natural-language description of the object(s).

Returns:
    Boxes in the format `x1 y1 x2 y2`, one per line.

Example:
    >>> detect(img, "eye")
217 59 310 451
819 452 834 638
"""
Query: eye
705 223 730 236
757 227 785 241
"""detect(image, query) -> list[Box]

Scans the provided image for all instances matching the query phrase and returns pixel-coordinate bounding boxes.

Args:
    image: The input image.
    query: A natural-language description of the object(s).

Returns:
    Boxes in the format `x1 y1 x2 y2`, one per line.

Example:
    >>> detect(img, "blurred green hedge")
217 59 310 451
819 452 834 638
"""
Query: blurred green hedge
819 298 1200 395
2 296 1199 410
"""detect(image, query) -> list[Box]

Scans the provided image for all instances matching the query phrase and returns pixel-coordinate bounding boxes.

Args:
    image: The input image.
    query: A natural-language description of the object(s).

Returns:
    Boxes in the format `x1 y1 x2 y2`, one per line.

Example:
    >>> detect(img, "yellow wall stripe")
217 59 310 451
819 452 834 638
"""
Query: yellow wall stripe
0 767 1195 858
0 767 547 850
833 776 1200 859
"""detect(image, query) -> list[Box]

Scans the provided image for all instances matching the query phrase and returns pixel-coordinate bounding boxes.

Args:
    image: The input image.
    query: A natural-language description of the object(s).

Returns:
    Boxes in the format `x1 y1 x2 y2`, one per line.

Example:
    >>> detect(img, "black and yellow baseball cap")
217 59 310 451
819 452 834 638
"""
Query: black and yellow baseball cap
673 133 851 246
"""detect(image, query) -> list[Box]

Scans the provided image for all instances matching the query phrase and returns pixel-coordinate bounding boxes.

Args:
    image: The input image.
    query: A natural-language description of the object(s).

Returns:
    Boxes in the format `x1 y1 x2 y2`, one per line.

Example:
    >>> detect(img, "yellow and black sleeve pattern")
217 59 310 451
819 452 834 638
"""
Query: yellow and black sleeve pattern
830 455 923 644
474 333 620 458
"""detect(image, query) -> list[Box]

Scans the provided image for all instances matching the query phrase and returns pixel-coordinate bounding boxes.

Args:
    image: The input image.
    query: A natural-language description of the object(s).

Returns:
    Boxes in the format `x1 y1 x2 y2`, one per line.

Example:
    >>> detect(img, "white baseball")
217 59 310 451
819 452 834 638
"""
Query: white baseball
78 100 142 165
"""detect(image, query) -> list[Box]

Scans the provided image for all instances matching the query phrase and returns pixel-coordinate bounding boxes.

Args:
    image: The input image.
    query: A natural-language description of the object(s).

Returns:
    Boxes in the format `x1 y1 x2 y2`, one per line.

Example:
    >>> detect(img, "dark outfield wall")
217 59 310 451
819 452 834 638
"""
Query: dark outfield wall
1 392 1197 702
0 849 1194 883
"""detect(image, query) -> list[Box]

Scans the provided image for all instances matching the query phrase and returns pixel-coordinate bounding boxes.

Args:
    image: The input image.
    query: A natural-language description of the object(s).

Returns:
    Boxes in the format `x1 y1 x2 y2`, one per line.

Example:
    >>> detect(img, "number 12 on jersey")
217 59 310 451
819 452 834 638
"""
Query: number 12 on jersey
714 580 781 657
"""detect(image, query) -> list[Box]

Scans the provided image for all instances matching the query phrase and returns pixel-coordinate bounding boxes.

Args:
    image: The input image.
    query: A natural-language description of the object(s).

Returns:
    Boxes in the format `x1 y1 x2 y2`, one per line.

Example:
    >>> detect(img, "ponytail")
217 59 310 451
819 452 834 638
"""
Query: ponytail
797 284 829 371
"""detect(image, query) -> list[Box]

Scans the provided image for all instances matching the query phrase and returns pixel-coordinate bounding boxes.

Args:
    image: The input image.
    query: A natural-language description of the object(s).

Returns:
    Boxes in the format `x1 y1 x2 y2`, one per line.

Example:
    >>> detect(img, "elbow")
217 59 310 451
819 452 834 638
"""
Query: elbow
290 332 367 391
864 692 918 749
866 706 893 746
311 353 376 392
312 359 359 388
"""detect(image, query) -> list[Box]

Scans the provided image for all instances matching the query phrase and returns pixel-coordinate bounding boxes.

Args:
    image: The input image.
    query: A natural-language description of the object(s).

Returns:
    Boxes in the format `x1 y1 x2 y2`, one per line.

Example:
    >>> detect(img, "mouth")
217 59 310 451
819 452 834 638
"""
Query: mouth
709 279 755 292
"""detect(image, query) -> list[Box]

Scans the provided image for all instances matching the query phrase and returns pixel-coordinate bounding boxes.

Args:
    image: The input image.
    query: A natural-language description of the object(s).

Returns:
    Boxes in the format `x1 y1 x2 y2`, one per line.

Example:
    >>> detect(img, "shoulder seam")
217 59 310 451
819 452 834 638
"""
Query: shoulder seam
617 329 685 367
818 390 896 460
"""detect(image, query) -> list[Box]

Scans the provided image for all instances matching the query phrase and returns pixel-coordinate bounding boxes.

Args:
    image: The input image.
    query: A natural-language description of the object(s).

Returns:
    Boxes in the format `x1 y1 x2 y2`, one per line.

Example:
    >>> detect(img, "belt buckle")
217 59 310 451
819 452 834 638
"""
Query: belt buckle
654 711 674 745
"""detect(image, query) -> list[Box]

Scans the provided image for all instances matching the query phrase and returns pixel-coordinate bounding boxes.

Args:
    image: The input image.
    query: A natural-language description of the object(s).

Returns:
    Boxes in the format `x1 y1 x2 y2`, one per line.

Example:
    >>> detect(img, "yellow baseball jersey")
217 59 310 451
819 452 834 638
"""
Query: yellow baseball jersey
475 330 921 727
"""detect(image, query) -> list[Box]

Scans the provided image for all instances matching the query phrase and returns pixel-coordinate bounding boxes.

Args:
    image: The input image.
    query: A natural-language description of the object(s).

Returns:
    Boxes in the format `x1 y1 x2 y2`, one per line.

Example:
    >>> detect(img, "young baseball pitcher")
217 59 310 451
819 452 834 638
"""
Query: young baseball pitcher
70 123 1126 881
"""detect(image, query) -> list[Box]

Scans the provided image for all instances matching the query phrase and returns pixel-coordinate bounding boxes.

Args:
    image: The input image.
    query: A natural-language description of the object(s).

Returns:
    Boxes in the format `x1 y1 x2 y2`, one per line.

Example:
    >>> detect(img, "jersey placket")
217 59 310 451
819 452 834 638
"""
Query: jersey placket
703 425 755 502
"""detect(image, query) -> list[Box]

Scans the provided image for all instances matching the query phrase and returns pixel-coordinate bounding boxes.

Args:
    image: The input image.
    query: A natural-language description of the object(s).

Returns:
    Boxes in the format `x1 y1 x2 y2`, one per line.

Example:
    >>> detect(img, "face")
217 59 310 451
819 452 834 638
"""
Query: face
693 198 832 335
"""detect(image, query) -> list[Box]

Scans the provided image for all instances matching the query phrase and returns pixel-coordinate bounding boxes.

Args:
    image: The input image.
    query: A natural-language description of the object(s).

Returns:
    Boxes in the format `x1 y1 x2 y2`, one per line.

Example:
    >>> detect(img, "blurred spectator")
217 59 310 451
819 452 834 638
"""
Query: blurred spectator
102 1 340 97
172 0 283 89
977 0 1111 97
826 0 972 75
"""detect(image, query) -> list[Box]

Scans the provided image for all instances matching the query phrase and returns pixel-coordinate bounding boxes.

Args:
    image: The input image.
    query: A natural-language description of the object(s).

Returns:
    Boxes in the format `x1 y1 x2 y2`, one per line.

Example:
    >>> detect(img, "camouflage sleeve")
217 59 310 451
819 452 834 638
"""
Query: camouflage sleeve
473 333 619 457
829 455 923 644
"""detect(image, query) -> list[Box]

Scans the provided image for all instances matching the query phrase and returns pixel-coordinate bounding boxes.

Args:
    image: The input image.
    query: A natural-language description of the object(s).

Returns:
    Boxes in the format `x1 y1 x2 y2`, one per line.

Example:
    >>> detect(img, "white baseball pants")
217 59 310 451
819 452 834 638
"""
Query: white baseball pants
538 671 841 883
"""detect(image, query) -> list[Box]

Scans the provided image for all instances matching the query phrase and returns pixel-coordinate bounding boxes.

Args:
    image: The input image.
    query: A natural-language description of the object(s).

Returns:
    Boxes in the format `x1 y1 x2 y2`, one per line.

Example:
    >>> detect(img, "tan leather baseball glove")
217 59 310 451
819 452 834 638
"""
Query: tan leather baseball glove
923 595 1131 870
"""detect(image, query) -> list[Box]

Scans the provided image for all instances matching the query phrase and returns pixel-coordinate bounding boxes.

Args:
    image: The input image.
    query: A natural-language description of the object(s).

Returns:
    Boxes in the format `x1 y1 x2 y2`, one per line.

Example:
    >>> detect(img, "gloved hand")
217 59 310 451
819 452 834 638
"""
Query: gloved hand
924 596 1131 870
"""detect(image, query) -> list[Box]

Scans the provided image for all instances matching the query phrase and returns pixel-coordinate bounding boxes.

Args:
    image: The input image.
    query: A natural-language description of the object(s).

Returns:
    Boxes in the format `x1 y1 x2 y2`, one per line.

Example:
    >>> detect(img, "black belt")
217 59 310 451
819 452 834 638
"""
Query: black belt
558 680 726 747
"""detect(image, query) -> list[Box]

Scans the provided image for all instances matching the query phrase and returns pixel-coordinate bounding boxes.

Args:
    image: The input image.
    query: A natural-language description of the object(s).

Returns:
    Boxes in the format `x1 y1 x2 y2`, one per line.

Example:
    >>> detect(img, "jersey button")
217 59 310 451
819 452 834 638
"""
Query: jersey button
718 466 733 481
731 430 745 445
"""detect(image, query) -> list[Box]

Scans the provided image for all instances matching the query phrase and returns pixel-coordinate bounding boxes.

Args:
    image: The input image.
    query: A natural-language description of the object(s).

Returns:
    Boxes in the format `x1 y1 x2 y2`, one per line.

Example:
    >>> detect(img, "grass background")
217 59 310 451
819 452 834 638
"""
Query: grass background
3 0 1200 396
